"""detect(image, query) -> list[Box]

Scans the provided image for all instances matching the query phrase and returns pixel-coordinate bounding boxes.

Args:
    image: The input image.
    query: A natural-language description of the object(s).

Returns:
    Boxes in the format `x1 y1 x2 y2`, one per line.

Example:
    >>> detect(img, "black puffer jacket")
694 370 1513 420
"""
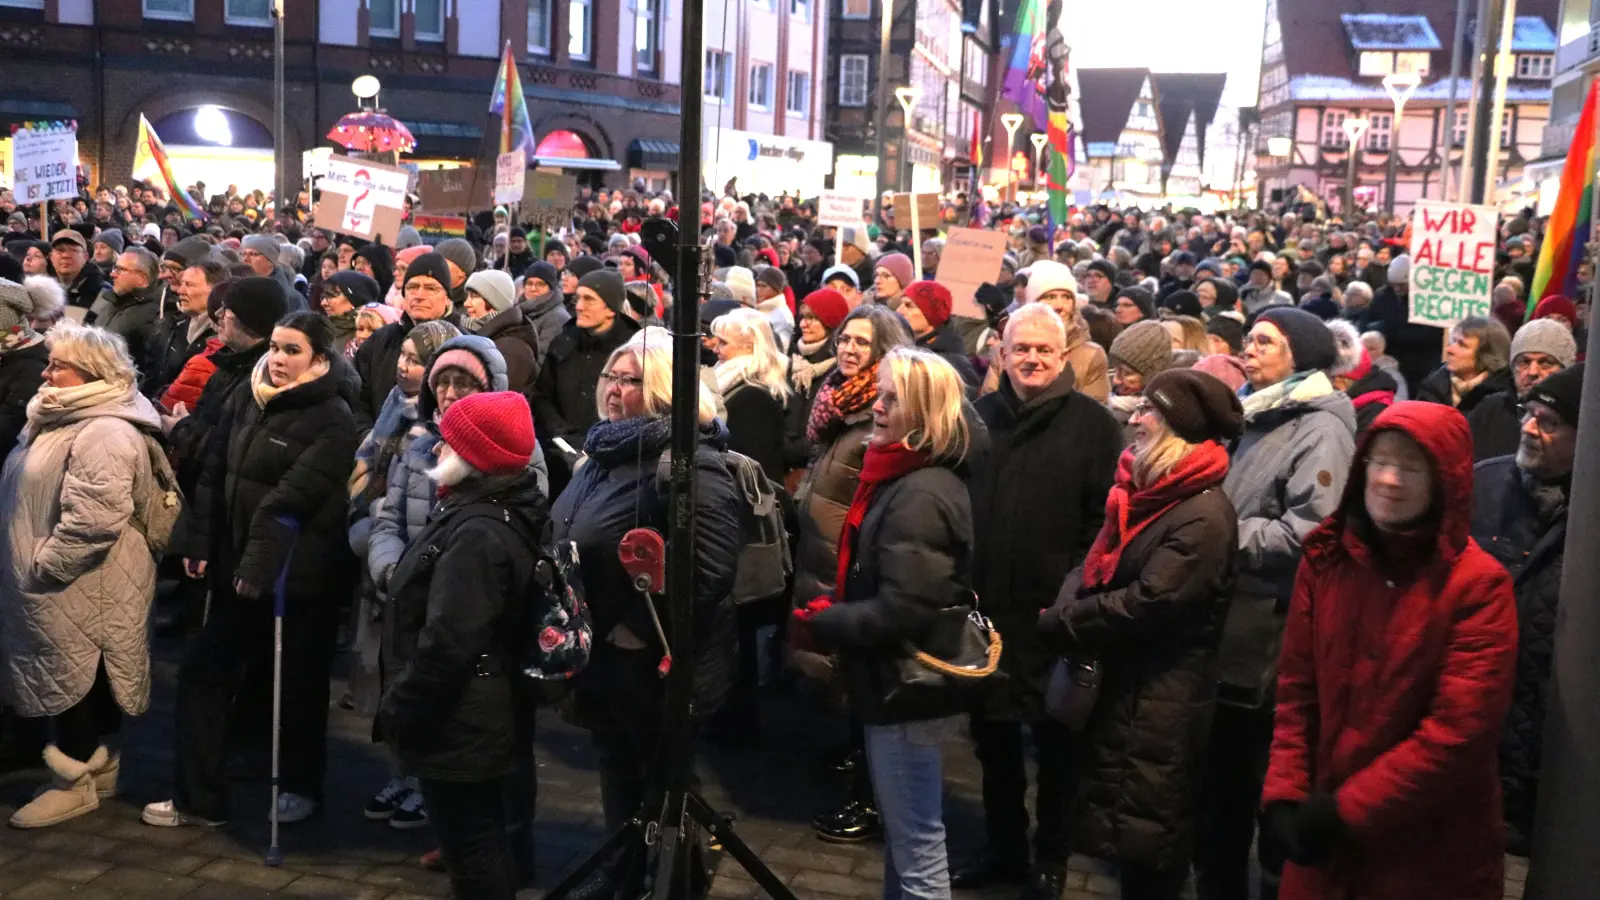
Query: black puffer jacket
0 342 47 456
916 325 979 392
808 435 984 725
531 315 641 484
192 356 360 598
1466 390 1522 462
970 371 1122 721
87 283 163 376
1415 364 1513 415
381 470 545 782
1470 456 1568 850
470 305 541 396
1038 486 1238 869
354 311 464 423
552 420 742 723
168 341 267 481
141 307 214 400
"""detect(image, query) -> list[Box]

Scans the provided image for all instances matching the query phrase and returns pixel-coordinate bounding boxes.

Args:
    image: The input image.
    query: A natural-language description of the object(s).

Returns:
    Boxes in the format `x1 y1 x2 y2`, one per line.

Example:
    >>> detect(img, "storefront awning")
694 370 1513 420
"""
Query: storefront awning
0 99 80 130
533 156 621 171
406 120 484 160
628 139 680 170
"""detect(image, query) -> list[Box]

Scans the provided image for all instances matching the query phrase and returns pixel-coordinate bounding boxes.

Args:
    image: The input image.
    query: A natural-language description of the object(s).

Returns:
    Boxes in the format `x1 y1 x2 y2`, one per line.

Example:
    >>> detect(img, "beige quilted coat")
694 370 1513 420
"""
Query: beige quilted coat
0 380 161 717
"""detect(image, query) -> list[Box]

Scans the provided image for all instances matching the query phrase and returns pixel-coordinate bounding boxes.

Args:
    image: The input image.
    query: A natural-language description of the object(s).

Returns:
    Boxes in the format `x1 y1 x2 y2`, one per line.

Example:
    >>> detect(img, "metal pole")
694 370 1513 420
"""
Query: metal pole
1385 104 1404 214
1524 134 1600 897
1439 0 1470 200
1346 146 1359 217
1466 0 1503 204
273 0 287 220
873 0 894 214
1481 0 1517 206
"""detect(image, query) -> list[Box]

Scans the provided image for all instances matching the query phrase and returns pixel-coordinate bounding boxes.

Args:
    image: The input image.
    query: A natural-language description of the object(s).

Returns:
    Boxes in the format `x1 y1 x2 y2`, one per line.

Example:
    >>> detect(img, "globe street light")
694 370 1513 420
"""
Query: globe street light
352 75 382 109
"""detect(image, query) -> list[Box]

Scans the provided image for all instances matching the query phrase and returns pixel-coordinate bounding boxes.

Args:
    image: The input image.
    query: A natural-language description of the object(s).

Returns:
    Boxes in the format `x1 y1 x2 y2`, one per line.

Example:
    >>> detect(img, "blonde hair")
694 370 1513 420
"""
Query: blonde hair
883 346 970 461
45 320 138 388
1160 314 1208 353
354 307 389 333
710 308 792 401
597 325 718 425
1132 408 1198 488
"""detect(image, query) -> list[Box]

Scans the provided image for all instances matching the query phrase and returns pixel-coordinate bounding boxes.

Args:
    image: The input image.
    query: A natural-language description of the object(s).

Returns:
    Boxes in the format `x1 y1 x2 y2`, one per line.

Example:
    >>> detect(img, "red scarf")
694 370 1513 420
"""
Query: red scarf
1081 442 1230 589
832 442 931 602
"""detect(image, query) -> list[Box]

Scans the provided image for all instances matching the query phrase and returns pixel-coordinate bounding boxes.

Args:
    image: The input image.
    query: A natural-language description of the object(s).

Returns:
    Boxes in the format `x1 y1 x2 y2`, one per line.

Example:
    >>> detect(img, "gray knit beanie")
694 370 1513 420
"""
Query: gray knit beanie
94 229 125 255
1108 320 1175 380
241 233 280 259
1509 318 1578 369
435 238 478 281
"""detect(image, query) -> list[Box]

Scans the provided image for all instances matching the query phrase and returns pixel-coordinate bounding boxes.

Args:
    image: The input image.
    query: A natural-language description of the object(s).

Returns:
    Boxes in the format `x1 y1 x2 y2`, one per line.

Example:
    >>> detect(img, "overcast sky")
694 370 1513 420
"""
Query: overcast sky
1063 0 1269 109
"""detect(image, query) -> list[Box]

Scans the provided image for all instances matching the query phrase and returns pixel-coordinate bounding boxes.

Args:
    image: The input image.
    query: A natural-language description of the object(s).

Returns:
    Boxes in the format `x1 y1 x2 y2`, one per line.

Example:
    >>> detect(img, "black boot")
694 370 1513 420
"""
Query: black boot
950 856 1029 890
811 801 881 843
1016 870 1066 900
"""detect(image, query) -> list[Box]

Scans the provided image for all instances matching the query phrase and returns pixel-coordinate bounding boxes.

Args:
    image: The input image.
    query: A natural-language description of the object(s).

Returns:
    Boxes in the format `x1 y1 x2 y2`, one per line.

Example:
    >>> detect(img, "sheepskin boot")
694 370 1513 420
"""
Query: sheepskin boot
32 745 117 800
10 745 107 828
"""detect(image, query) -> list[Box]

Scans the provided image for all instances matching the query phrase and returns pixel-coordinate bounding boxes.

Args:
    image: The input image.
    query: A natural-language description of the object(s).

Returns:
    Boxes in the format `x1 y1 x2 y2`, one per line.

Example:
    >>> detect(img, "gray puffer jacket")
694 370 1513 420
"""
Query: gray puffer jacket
367 335 548 588
0 381 163 717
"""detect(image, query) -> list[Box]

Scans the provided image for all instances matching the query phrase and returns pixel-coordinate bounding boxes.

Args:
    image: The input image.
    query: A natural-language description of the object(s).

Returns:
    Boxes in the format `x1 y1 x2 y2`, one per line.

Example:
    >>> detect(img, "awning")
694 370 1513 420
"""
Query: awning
0 99 80 129
406 120 484 160
627 138 680 170
533 155 621 171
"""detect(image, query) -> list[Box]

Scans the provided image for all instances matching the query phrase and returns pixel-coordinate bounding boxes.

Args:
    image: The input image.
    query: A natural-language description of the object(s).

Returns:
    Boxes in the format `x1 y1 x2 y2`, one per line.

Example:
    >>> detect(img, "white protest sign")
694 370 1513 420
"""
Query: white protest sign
817 191 862 228
1409 199 1497 329
11 127 78 205
495 151 525 205
320 155 410 238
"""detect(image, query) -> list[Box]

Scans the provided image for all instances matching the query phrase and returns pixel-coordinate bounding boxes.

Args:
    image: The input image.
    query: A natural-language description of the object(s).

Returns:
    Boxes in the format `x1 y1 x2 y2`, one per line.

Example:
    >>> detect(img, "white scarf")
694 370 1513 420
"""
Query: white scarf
790 340 836 394
712 354 761 396
23 379 136 441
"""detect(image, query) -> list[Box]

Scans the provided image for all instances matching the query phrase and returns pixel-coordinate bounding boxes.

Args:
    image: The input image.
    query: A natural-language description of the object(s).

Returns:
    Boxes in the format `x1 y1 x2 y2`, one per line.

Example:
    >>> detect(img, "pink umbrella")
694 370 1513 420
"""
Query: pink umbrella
327 111 416 155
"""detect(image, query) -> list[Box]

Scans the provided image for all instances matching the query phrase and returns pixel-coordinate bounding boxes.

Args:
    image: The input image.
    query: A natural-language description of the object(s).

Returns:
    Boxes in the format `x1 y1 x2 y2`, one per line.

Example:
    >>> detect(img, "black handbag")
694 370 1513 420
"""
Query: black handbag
1044 657 1102 732
876 605 1003 722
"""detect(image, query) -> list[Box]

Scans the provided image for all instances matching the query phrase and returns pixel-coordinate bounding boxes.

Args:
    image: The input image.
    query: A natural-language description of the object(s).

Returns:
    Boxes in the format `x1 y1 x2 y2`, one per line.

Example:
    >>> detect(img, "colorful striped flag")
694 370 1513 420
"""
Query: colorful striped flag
131 114 204 221
999 0 1046 131
1529 77 1600 314
489 42 536 161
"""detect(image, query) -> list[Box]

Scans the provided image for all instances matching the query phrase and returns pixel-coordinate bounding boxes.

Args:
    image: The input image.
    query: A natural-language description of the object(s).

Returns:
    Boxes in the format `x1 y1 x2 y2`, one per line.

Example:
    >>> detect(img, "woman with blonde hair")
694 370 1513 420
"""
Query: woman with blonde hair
802 346 985 900
710 307 791 480
1160 314 1209 354
551 326 742 892
0 321 165 827
1038 369 1243 899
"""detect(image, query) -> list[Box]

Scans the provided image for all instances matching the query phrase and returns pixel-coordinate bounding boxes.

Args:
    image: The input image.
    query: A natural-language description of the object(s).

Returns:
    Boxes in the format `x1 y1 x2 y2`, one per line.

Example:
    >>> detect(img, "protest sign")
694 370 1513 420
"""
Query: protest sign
11 126 78 206
495 151 525 205
413 214 468 246
417 167 478 214
526 170 577 225
1409 200 1497 329
316 155 409 244
891 193 940 227
936 227 1009 318
817 191 863 228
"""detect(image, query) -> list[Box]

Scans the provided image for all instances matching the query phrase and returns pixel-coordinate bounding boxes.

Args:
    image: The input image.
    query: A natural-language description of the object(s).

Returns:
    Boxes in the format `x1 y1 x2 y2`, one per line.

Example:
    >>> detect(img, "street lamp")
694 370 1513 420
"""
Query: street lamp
1382 71 1422 213
1001 113 1024 203
894 86 920 193
1029 132 1048 191
1343 116 1370 217
352 75 382 110
272 0 286 221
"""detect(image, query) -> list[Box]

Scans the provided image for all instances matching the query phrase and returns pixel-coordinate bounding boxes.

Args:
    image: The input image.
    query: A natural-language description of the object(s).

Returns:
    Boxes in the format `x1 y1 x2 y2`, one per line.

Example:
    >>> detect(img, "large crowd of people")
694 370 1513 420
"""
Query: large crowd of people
0 179 1590 900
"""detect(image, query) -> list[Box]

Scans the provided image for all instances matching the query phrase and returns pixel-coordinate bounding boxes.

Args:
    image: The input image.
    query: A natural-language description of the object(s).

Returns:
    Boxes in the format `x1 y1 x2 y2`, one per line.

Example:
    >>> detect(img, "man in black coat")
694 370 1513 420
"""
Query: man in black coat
531 268 640 496
354 252 463 422
1467 319 1577 461
1359 255 1444 394
143 258 222 401
1471 363 1581 857
88 248 165 376
896 281 979 391
962 303 1123 898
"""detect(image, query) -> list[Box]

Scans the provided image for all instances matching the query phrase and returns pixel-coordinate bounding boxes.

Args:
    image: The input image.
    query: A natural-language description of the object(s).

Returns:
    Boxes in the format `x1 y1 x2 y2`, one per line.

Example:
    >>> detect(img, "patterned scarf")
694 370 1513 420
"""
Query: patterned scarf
1081 443 1230 589
833 442 931 602
349 387 421 514
806 362 879 444
583 414 672 468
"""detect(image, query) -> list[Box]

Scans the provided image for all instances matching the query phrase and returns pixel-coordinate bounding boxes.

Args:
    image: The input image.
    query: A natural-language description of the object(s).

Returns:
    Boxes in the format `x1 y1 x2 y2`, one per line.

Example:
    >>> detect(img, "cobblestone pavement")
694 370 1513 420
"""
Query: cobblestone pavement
0 633 1531 900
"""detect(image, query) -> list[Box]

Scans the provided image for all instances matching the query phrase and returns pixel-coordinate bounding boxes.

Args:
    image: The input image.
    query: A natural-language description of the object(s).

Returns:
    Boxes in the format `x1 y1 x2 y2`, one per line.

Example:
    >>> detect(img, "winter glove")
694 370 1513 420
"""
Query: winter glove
1262 801 1307 865
1293 792 1345 865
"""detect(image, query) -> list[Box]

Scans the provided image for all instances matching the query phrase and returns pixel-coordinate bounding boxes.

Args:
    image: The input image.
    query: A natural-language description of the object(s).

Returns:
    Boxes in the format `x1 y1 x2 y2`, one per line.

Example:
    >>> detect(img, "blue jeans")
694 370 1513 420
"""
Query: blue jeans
865 719 954 900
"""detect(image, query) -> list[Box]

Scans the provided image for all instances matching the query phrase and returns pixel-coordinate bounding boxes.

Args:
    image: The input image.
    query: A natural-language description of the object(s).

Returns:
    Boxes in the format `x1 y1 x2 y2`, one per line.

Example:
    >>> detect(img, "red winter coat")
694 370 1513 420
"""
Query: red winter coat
1264 401 1516 900
158 337 224 414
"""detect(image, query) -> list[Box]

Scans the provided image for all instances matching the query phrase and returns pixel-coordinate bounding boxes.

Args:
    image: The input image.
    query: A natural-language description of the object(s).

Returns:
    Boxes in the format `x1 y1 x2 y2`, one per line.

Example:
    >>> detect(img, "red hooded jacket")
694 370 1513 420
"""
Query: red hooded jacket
1264 401 1516 900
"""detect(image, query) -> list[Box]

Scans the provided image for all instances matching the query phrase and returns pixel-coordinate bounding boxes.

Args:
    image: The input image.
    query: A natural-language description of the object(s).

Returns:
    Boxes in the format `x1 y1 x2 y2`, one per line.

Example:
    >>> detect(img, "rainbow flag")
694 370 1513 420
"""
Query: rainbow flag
999 0 1046 131
1529 77 1600 313
489 42 535 160
131 114 204 221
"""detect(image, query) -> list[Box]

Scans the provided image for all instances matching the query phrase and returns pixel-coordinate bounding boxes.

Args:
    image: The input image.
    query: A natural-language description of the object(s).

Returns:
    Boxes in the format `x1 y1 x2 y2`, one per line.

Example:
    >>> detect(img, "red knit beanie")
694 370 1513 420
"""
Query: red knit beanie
904 281 953 328
439 391 535 476
800 289 851 331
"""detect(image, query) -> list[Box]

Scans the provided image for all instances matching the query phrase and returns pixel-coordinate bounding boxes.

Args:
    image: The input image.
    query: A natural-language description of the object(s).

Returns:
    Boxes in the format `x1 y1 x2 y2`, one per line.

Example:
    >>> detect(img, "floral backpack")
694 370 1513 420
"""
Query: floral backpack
520 538 592 705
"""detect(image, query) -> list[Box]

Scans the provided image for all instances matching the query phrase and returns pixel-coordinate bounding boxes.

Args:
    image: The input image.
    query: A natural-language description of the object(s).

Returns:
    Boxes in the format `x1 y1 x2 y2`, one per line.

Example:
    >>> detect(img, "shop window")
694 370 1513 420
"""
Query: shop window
144 0 194 20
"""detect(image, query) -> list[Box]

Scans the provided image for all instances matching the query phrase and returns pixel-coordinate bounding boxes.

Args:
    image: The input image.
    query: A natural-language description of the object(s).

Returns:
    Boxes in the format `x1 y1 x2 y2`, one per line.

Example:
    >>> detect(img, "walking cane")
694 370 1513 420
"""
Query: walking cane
265 516 300 868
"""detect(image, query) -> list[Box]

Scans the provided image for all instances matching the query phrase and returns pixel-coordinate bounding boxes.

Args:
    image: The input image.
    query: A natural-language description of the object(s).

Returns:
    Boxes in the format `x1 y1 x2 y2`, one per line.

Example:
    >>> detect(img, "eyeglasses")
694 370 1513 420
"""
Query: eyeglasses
835 333 873 350
112 265 144 276
1519 404 1568 436
1129 400 1155 418
599 371 645 390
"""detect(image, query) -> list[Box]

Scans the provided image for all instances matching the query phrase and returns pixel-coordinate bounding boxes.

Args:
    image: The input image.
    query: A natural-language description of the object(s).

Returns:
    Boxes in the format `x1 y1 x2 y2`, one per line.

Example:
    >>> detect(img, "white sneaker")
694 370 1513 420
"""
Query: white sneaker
272 792 317 824
388 787 428 830
141 799 226 828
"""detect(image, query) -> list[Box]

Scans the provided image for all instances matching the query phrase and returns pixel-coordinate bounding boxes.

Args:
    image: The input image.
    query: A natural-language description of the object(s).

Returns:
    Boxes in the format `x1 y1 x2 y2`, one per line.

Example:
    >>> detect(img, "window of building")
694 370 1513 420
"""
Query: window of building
527 0 550 53
144 0 194 19
1517 54 1553 78
635 0 658 72
1395 52 1429 75
791 0 810 21
368 0 398 35
0 0 45 9
225 0 271 26
704 49 732 101
569 0 592 60
842 0 869 19
786 70 810 116
1322 109 1349 147
749 64 774 109
840 54 870 107
1358 52 1392 76
964 39 987 87
1503 109 1514 145
414 0 444 39
1366 112 1391 150
1453 109 1469 146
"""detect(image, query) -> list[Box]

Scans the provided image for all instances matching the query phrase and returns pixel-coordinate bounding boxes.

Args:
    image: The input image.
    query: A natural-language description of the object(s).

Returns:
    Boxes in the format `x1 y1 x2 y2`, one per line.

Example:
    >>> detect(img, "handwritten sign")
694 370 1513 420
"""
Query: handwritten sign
1409 200 1497 329
817 191 863 228
11 126 78 204
495 151 526 205
936 227 1009 318
320 155 410 238
526 171 576 226
417 167 477 214
413 214 467 246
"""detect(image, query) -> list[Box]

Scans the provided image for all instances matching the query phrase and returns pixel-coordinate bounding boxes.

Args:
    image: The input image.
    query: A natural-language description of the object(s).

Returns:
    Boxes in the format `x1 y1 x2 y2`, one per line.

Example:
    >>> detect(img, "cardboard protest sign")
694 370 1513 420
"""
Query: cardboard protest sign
817 191 863 228
936 227 1009 318
11 126 78 205
417 167 478 214
891 193 940 227
526 171 577 225
1409 200 1497 329
317 156 409 243
495 151 525 204
413 214 468 246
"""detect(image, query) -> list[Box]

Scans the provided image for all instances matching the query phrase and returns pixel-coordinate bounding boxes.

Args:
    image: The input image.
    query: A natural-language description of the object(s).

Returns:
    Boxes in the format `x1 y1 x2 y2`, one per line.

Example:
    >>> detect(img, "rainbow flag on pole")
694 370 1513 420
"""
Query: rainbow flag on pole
1529 77 1600 314
488 42 536 161
131 114 204 221
999 0 1046 130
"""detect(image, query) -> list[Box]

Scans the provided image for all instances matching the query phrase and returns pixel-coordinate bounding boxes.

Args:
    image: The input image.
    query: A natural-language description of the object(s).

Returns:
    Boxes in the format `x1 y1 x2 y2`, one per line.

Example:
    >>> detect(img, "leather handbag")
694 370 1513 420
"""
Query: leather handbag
1044 657 1102 732
876 604 1003 722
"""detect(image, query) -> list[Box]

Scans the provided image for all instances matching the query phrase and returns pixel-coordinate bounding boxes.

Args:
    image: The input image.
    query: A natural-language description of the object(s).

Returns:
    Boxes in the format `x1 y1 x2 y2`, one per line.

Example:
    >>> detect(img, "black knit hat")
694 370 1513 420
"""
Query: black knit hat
524 261 560 292
1205 314 1245 354
1146 369 1245 443
1527 361 1585 428
1257 307 1338 372
224 276 290 339
1161 290 1202 319
325 270 380 308
578 268 626 314
1086 259 1117 283
402 251 453 295
566 255 604 280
